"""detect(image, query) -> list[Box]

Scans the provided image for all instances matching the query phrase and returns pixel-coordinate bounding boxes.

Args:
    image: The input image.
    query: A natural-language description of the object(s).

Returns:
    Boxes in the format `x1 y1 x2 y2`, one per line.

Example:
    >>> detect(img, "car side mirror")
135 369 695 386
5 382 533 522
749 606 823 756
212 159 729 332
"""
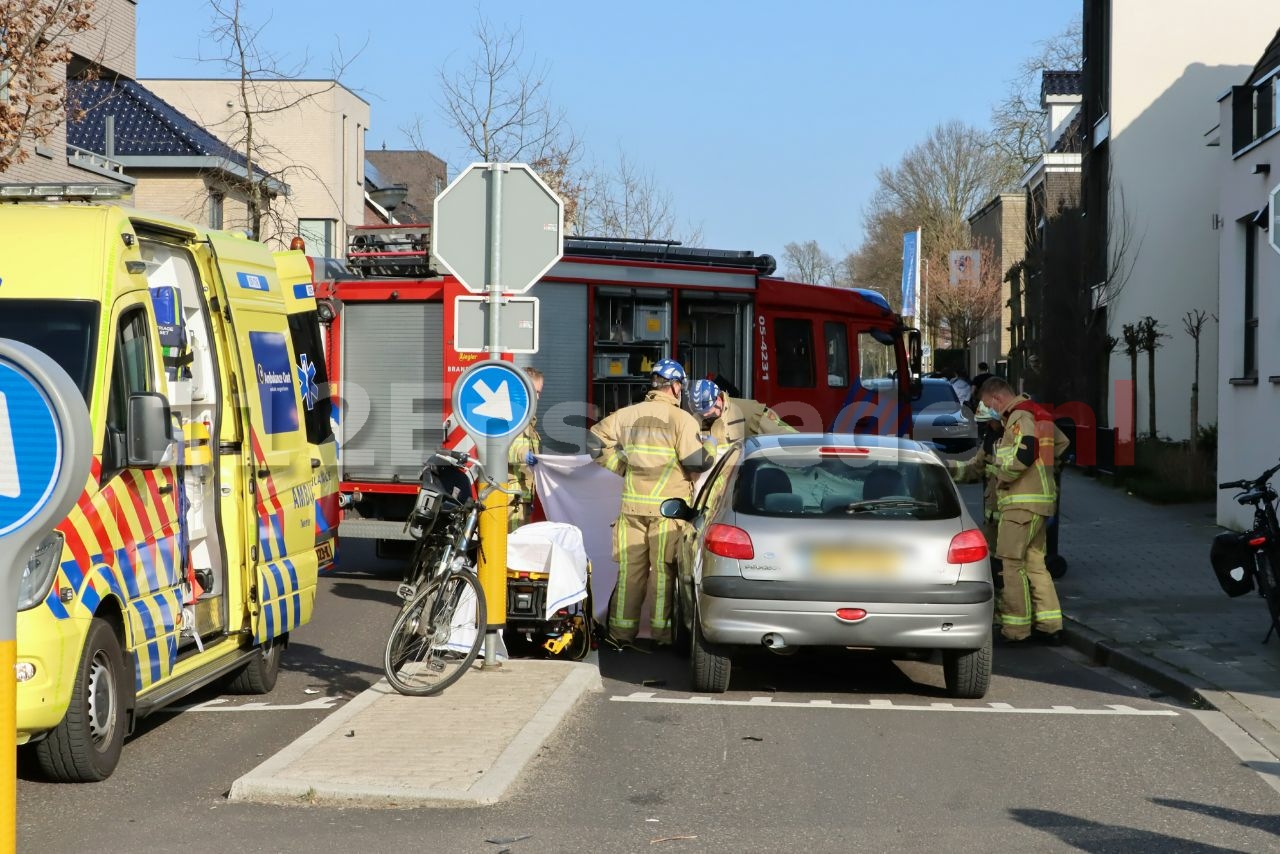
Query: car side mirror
127 392 175 468
659 497 696 522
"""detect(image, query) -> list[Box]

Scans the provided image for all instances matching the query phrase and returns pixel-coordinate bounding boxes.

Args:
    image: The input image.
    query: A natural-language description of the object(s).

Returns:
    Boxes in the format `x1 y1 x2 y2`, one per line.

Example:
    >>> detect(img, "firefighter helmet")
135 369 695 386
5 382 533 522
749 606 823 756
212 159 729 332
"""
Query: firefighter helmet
690 379 721 415
651 358 687 383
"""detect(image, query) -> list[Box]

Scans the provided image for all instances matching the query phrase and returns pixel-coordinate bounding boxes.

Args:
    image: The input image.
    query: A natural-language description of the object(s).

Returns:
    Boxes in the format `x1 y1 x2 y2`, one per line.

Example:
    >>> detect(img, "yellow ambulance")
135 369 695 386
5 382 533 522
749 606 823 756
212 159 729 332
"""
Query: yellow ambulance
0 193 333 782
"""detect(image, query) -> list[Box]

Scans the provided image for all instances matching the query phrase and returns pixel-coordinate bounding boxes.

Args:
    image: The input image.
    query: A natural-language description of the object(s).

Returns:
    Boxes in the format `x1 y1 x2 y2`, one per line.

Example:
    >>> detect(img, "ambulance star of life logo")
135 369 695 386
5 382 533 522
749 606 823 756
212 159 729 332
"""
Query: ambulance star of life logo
297 354 319 411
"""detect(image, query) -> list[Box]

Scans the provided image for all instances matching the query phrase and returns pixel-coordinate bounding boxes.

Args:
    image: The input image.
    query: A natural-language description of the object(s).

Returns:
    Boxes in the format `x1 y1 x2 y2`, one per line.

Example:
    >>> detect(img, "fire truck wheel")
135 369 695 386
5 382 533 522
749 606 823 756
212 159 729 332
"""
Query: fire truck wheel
227 634 285 694
34 618 127 782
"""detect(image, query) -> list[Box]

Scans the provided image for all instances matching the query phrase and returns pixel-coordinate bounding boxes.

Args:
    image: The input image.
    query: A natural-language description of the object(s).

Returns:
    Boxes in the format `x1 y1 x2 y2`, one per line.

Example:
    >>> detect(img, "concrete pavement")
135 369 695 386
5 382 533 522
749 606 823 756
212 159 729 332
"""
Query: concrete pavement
1049 468 1280 756
229 657 601 807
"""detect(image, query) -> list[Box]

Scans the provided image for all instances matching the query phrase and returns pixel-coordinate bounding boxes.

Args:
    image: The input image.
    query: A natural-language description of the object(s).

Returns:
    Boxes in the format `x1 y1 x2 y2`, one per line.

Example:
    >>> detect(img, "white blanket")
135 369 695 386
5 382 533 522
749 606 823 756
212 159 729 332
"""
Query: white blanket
507 521 590 619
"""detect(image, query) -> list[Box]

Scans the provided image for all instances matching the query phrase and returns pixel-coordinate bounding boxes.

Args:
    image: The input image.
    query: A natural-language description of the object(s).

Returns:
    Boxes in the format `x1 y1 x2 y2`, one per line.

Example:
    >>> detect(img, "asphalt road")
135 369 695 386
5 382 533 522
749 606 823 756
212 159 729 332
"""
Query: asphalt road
19 536 1280 853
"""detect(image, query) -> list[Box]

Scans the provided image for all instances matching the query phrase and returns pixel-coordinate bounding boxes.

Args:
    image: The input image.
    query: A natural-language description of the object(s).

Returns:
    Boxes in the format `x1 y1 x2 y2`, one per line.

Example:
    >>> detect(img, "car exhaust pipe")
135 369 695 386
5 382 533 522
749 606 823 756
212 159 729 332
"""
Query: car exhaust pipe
761 632 786 649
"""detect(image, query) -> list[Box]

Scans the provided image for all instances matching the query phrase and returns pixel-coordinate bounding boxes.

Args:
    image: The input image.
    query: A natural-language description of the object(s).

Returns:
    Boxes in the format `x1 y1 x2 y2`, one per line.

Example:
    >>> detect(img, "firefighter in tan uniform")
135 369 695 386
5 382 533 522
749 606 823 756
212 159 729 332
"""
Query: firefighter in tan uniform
977 377 1064 644
588 359 714 648
688 379 796 447
507 367 544 531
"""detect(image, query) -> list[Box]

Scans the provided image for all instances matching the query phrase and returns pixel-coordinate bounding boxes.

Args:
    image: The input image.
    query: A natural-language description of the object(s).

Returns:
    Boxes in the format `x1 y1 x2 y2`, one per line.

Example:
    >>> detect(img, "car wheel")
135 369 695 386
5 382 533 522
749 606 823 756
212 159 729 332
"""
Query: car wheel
227 634 285 694
942 631 992 699
34 618 128 782
690 608 731 693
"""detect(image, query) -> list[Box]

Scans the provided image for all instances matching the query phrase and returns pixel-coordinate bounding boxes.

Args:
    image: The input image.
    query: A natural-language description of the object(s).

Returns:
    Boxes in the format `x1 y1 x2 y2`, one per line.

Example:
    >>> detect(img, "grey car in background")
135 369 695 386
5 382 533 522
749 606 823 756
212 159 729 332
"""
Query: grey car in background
661 433 994 697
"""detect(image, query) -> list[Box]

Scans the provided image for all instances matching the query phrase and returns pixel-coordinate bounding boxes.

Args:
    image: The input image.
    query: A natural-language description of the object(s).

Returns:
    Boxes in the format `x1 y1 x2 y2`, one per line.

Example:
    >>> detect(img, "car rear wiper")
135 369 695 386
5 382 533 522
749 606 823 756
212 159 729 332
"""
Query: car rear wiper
845 499 938 514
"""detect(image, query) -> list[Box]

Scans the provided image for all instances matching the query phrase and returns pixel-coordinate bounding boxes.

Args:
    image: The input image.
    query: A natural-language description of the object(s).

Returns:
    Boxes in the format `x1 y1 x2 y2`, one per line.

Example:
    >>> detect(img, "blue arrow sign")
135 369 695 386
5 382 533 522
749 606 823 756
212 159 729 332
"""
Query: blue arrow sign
454 362 532 440
0 358 64 537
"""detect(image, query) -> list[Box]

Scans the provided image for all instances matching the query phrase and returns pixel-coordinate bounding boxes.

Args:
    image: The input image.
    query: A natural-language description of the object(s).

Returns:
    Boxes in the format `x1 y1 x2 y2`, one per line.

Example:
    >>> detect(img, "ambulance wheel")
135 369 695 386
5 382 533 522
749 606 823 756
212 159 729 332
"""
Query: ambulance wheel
227 634 285 694
34 618 127 782
1047 554 1068 579
690 610 731 694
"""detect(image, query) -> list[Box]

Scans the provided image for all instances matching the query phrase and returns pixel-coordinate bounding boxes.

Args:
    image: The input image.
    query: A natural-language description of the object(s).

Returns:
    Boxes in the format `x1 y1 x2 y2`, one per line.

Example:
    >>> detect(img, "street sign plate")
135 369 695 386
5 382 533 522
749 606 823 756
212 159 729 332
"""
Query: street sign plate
450 360 536 471
454 296 539 354
0 360 64 537
1270 184 1280 257
432 163 564 295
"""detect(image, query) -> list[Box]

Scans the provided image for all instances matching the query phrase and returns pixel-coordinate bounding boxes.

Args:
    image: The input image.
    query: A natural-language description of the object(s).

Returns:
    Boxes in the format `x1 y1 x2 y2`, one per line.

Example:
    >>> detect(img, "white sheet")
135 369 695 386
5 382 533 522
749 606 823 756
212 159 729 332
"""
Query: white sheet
507 521 590 619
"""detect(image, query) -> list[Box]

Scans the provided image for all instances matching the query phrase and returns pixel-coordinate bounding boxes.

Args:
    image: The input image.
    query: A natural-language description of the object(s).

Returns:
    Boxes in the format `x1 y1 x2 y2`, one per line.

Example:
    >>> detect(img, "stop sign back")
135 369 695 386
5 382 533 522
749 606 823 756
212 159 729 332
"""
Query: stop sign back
432 163 564 294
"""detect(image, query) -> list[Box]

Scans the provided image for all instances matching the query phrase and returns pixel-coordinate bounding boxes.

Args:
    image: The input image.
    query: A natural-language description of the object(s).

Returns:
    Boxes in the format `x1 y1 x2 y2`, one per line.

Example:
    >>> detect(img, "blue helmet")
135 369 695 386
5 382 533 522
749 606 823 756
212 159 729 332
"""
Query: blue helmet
651 358 687 383
689 378 721 415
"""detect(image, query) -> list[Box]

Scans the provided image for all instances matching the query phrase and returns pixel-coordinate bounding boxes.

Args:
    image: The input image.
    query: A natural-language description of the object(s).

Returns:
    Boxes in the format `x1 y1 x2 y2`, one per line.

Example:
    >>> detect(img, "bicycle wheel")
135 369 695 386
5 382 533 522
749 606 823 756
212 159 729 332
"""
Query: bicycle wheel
383 570 487 696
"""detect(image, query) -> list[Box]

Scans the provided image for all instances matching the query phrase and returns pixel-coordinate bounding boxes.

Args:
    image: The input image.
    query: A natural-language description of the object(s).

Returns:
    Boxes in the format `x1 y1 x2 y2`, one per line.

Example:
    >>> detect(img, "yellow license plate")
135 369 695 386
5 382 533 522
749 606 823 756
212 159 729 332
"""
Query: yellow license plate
316 539 335 568
810 548 900 577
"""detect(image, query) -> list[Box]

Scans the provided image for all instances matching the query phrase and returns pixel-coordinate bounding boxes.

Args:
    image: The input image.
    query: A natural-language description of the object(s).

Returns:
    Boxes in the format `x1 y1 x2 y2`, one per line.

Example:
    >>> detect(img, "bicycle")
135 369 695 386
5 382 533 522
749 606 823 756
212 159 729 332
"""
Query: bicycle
382 449 504 696
1212 458 1280 643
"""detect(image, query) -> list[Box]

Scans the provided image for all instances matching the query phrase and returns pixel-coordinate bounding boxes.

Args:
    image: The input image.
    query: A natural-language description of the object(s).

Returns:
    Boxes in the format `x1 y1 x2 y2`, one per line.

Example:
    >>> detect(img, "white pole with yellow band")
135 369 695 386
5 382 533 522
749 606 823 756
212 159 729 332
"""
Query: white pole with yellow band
0 340 92 853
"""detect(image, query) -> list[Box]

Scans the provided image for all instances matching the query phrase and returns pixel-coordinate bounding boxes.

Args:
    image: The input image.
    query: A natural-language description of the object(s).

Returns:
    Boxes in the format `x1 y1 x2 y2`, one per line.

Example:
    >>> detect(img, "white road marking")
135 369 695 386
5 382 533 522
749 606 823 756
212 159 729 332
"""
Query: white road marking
610 692 1180 717
1189 709 1280 798
159 696 344 714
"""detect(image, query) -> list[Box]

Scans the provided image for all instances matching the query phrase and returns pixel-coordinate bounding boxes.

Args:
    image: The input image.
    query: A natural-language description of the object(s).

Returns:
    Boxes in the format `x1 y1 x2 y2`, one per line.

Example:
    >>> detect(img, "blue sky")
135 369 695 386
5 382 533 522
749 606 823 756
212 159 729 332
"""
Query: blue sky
137 1 1079 262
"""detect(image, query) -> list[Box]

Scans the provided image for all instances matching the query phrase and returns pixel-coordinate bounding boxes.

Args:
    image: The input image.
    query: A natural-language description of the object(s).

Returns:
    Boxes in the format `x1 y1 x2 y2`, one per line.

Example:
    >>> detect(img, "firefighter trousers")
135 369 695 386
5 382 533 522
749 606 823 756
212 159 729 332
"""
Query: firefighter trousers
994 508 1062 640
608 514 681 643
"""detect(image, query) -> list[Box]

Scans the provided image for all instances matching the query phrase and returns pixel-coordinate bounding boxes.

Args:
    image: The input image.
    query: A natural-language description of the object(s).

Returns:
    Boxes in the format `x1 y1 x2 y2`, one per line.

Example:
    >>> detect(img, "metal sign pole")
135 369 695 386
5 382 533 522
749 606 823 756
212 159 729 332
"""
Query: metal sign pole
480 164 509 668
0 341 92 854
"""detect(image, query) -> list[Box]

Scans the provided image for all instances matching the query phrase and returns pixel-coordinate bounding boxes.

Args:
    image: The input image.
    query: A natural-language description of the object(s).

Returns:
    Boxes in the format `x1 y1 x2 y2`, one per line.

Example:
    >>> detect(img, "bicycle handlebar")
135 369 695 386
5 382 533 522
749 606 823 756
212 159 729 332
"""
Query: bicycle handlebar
1219 458 1280 491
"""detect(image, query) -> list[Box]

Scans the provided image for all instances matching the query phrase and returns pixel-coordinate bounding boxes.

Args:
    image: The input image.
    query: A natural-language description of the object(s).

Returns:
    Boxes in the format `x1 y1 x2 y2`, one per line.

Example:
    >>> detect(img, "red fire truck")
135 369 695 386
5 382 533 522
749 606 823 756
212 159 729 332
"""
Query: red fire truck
313 227 918 549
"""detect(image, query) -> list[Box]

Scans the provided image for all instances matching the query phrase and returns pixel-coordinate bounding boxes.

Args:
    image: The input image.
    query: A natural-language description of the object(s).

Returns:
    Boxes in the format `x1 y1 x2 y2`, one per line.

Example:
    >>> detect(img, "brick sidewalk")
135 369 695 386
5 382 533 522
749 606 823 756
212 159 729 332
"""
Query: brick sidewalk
1040 470 1280 748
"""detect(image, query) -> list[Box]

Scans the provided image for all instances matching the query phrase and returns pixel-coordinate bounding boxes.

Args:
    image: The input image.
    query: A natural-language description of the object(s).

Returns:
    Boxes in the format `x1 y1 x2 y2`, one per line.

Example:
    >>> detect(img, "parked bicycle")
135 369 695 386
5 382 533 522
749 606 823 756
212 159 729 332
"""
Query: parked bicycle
382 449 500 696
1211 458 1280 643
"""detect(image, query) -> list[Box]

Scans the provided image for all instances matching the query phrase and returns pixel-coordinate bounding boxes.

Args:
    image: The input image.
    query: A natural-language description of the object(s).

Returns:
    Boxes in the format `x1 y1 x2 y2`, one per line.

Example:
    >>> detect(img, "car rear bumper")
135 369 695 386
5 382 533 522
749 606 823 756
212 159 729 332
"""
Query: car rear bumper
697 578 994 650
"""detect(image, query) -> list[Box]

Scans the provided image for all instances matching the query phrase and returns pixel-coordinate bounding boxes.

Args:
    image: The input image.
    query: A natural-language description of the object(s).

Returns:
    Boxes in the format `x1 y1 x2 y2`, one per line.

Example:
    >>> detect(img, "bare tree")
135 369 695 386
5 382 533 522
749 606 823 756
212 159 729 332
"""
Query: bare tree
434 15 583 226
989 20 1082 171
0 0 94 173
576 151 700 244
782 240 836 285
929 240 1003 351
1182 309 1214 447
853 121 1019 316
1136 316 1167 439
1121 322 1141 443
199 0 361 243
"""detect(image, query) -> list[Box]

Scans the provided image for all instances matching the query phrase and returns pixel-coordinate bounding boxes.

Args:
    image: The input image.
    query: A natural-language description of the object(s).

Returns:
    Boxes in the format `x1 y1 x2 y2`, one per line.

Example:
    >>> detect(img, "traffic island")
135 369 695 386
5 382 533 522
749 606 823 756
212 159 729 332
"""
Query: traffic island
228 658 601 807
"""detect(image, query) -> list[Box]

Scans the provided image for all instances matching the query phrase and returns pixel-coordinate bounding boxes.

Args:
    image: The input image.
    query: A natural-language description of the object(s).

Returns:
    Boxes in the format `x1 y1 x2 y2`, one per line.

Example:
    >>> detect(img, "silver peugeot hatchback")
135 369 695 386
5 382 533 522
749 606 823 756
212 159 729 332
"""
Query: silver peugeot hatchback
661 433 994 698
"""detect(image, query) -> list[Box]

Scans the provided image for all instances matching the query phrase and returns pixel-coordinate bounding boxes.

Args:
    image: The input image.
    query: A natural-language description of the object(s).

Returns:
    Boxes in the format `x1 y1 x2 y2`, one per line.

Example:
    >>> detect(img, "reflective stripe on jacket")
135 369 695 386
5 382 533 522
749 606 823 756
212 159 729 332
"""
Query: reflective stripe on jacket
589 391 714 516
993 395 1058 516
507 416 540 500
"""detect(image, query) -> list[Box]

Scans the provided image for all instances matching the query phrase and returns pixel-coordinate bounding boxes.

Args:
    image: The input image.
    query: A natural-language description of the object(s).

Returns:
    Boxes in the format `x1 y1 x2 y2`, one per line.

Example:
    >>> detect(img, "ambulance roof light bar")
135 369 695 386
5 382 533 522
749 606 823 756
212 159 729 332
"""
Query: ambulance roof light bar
0 182 132 201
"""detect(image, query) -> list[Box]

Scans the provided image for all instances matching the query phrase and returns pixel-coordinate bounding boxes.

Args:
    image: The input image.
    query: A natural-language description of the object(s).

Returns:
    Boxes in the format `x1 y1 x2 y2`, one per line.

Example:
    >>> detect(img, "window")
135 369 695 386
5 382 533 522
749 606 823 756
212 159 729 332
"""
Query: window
105 308 155 473
434 176 445 199
298 218 336 257
823 322 849 388
356 124 365 187
1244 223 1258 378
287 311 333 444
209 191 224 229
0 300 99 401
773 318 814 388
856 330 895 382
733 454 960 520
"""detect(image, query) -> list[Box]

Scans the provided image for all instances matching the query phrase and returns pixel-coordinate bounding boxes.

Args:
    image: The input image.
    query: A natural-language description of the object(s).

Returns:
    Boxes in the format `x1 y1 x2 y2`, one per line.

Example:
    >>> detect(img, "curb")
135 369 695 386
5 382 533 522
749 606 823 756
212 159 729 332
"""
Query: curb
1061 618 1215 709
228 661 603 808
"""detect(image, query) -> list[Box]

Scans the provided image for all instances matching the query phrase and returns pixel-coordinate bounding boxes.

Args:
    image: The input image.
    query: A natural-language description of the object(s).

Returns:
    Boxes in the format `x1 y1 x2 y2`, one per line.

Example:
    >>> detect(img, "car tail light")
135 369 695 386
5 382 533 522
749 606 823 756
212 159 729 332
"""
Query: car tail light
705 524 754 560
947 529 989 564
1250 536 1268 548
835 608 868 622
818 446 870 457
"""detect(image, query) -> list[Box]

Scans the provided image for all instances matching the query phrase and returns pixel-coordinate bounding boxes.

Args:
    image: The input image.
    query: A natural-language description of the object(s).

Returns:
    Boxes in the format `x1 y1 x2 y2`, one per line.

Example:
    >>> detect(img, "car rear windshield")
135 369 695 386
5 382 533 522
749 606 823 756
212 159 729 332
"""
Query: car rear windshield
0 299 99 402
733 454 961 520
